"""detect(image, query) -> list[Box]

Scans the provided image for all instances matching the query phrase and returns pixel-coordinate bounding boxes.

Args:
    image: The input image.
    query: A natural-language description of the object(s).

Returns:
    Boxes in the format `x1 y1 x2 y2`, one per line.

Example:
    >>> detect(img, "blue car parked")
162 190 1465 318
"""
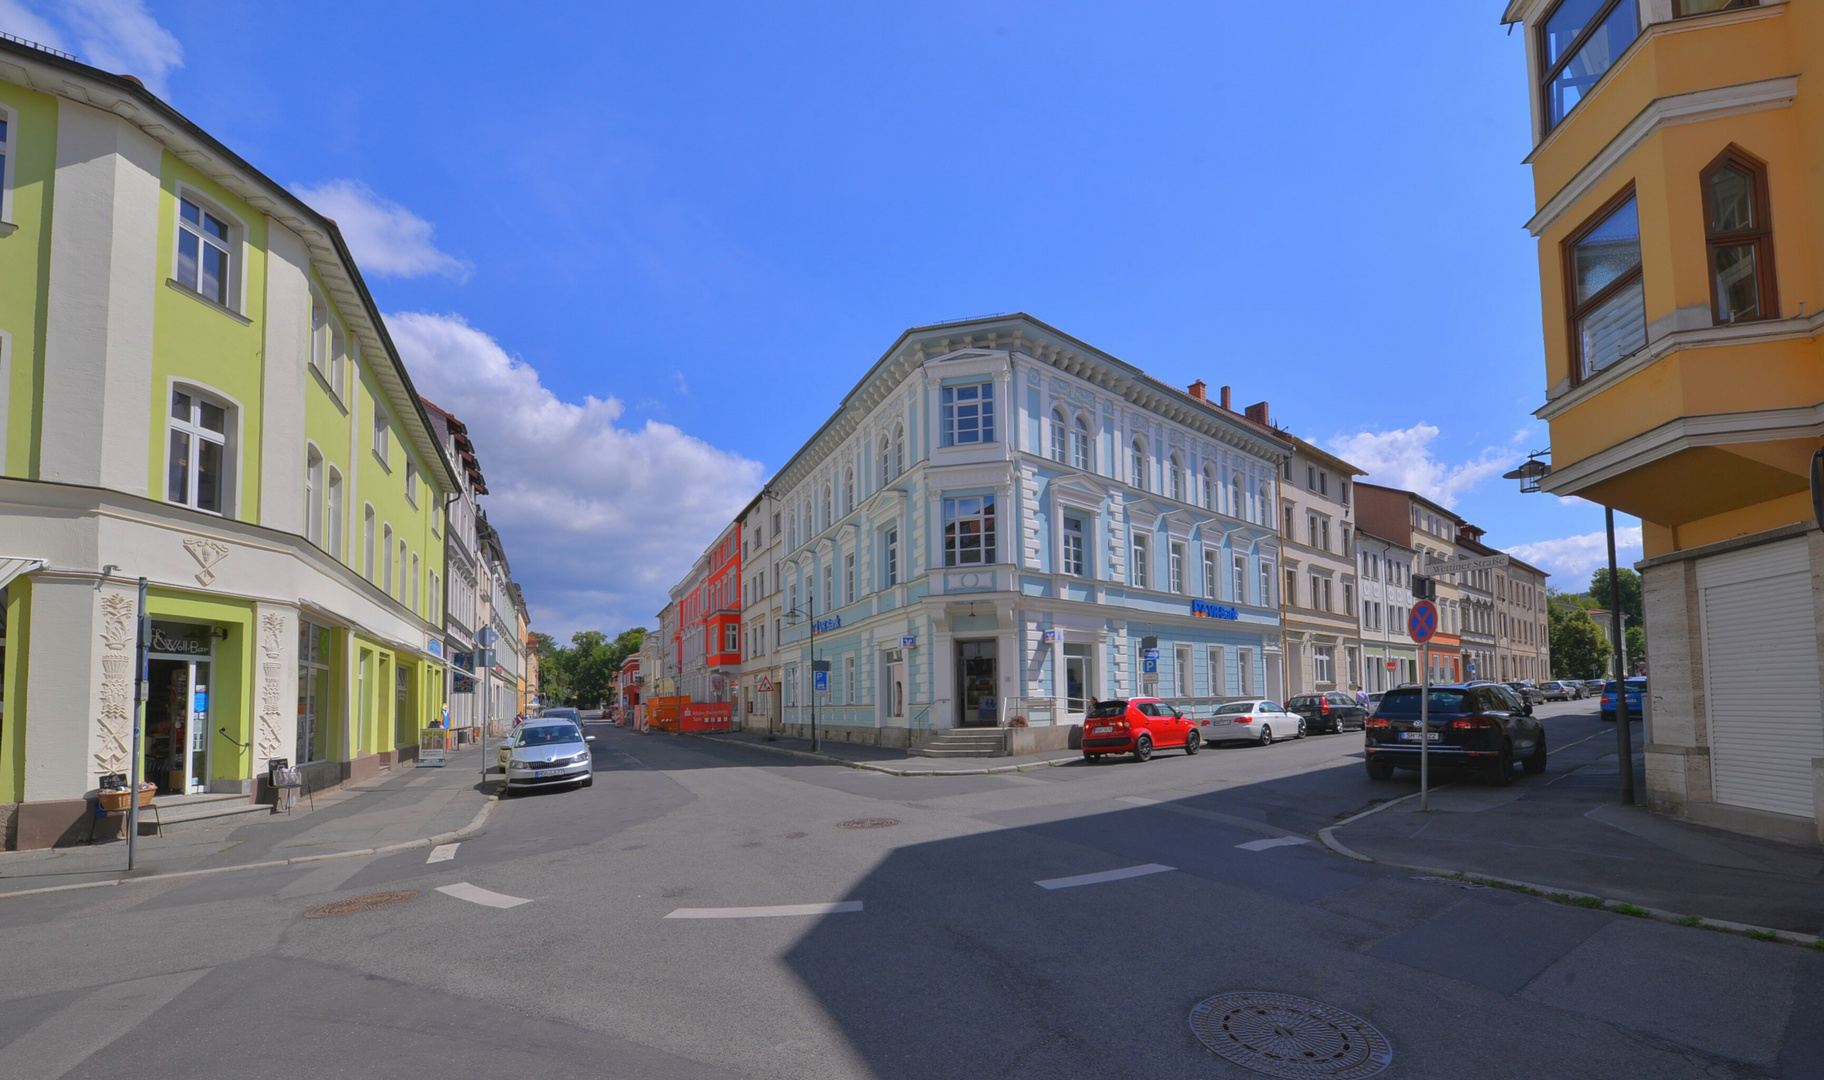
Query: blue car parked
1600 679 1646 722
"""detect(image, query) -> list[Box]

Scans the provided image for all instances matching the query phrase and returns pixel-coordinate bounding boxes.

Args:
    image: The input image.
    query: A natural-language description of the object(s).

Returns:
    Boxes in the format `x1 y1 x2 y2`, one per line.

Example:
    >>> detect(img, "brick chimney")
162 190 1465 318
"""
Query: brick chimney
1244 401 1270 426
1187 380 1207 402
1220 385 1232 410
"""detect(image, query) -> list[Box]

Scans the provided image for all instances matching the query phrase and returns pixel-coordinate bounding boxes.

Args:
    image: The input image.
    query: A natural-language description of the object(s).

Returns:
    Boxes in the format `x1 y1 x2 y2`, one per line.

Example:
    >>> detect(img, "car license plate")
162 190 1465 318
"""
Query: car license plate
1399 731 1440 742
533 768 560 777
1092 725 1112 734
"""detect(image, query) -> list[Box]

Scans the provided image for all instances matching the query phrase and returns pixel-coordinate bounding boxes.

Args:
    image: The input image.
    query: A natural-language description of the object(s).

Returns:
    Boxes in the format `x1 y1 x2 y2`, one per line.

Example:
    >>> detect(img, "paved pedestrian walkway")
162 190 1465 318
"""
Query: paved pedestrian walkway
668 727 1080 774
0 746 498 898
1328 740 1824 936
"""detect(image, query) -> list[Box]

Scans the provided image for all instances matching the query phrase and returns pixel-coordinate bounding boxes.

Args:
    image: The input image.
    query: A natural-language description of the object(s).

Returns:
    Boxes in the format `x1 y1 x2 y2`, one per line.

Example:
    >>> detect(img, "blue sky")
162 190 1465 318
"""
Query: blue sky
3 1 1641 636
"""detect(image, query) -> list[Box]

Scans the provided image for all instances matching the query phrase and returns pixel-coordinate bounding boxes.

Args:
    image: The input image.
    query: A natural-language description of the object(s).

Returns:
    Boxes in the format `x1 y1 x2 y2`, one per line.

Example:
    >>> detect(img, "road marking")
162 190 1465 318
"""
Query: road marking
0 968 212 1080
436 882 532 908
1236 837 1309 852
1117 795 1160 805
426 843 459 864
1036 863 1175 890
664 901 863 919
1118 795 1302 841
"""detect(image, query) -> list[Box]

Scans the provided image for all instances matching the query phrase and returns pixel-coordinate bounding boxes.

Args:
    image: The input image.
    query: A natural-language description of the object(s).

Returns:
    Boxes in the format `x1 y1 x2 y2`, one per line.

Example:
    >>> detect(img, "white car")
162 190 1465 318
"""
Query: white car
502 720 595 794
1195 699 1305 746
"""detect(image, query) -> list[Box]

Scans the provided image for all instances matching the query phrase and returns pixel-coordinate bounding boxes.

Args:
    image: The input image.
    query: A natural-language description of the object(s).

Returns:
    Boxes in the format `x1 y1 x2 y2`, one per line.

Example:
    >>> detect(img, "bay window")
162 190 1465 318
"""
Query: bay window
1566 190 1645 380
943 496 996 566
1539 0 1639 132
1701 147 1777 325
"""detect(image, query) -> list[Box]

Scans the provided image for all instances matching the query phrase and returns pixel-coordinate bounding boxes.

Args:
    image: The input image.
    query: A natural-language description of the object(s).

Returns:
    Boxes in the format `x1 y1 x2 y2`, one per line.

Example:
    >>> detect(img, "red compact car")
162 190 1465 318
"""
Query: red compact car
1080 698 1201 762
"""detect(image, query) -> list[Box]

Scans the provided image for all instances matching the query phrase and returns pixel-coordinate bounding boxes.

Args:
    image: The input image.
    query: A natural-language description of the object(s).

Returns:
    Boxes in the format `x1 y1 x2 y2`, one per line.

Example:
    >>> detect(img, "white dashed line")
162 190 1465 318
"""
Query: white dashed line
664 901 863 919
1236 837 1310 852
1036 863 1175 890
436 882 533 908
426 843 459 864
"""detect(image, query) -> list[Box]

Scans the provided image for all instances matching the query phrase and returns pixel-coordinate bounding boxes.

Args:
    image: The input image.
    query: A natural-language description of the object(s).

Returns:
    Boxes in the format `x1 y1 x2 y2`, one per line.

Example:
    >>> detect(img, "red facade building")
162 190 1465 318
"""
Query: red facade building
671 520 743 706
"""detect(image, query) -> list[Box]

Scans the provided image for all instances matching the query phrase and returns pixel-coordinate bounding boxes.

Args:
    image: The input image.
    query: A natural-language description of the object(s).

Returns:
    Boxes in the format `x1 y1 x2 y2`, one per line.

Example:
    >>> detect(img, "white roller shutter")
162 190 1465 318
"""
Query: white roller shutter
1697 538 1824 818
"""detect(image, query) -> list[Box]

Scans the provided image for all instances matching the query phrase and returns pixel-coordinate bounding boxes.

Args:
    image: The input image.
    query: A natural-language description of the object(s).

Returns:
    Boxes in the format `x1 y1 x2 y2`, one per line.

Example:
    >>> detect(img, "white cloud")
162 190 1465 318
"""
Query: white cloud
2 0 183 98
1327 423 1518 509
1505 526 1644 586
387 312 764 637
289 180 472 281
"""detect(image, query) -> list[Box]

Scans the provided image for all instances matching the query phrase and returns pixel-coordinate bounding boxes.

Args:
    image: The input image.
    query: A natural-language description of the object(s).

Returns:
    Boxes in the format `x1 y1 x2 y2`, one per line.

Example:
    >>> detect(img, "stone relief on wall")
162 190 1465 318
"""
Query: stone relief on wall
257 612 286 765
184 537 231 586
95 592 137 775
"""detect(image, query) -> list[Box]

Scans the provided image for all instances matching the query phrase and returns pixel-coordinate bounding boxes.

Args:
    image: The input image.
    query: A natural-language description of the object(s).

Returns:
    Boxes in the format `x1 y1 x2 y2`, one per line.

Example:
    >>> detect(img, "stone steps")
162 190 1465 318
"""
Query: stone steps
909 729 1008 758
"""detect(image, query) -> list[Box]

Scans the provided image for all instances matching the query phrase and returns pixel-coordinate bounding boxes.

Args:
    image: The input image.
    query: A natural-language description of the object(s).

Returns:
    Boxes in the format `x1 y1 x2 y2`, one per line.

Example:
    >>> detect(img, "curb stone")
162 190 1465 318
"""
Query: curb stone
1319 793 1824 952
679 731 1075 776
0 792 502 902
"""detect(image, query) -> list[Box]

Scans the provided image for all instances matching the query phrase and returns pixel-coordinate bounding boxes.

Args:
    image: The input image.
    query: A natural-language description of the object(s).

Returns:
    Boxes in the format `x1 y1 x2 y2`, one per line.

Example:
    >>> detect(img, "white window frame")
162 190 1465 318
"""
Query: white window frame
1203 549 1217 599
411 553 421 613
1170 542 1185 594
884 526 899 587
1175 644 1191 698
304 443 324 546
1049 409 1066 463
172 186 245 312
405 459 418 507
1261 559 1275 607
1131 441 1148 490
845 655 857 705
382 523 395 594
1169 455 1184 502
327 466 344 560
1315 646 1334 685
939 382 995 446
1131 534 1150 590
1071 416 1091 471
363 504 377 580
1062 515 1086 577
1208 646 1226 696
943 495 997 567
0 103 16 226
373 407 391 468
844 552 856 605
1232 554 1247 604
165 384 236 517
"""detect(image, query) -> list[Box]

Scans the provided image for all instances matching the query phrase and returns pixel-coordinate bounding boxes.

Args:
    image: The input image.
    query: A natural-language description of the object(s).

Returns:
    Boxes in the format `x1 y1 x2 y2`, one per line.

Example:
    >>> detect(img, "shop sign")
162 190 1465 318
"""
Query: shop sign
1040 629 1060 642
900 635 917 648
1190 599 1239 621
149 622 213 655
812 615 842 634
419 728 451 766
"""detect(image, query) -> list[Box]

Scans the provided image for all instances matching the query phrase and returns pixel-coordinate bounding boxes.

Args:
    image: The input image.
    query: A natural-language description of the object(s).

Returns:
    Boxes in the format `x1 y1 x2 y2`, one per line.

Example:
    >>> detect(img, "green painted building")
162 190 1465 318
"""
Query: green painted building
0 39 457 848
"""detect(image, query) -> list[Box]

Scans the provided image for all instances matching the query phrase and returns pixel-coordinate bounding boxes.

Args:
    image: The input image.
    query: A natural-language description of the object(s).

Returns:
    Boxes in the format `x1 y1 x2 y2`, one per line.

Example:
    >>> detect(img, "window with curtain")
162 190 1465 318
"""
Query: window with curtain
1701 147 1777 324
1539 0 1639 132
1567 191 1645 379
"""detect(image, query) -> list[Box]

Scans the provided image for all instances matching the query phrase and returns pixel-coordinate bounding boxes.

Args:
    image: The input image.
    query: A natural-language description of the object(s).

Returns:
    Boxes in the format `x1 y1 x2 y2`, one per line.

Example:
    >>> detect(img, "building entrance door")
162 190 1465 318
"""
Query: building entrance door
955 640 998 727
1063 644 1091 718
146 656 212 795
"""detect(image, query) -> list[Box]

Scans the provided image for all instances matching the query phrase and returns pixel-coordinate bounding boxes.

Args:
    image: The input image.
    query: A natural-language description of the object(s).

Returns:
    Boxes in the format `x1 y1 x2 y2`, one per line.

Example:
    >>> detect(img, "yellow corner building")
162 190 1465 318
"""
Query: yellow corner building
1503 0 1824 839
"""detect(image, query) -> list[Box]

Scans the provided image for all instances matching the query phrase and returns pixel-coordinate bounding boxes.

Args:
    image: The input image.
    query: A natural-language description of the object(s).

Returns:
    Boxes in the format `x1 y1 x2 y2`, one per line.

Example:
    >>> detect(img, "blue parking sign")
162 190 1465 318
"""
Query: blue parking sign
1143 657 1157 674
814 670 828 693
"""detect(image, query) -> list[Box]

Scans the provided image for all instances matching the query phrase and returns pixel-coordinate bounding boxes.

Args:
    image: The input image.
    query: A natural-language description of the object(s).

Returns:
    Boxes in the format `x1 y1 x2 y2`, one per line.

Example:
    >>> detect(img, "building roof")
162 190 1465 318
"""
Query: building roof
1285 433 1367 477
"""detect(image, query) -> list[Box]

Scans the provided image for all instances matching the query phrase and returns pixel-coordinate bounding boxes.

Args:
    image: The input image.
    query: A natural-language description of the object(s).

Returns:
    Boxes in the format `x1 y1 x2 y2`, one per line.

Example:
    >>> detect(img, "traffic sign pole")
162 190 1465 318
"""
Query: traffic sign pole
1420 644 1430 812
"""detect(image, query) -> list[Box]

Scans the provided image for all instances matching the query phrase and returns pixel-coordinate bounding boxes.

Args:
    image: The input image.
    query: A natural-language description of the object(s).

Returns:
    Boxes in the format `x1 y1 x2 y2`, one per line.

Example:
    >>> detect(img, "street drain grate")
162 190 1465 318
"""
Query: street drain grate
302 890 418 919
1189 992 1392 1078
837 818 899 830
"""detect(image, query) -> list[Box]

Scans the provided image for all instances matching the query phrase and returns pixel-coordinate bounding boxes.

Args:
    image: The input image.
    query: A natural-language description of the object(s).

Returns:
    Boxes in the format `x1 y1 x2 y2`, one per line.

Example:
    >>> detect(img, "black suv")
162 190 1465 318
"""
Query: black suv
1286 692 1368 735
1364 683 1546 786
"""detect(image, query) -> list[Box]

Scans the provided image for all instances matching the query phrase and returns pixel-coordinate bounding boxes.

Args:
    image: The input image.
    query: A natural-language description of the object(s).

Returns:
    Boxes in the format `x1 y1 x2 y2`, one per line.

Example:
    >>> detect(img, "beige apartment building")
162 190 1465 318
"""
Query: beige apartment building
738 492 784 734
1278 438 1366 696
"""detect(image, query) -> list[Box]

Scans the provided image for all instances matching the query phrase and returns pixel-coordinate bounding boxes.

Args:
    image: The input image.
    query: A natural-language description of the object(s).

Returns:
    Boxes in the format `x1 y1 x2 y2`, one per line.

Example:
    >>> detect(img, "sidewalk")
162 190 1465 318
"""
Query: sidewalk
1326 747 1824 937
674 728 1080 775
0 746 499 899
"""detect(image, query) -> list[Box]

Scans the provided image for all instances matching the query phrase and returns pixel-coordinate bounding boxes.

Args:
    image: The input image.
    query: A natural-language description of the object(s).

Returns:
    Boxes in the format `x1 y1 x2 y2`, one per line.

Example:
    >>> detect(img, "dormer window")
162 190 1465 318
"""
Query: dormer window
1540 0 1639 133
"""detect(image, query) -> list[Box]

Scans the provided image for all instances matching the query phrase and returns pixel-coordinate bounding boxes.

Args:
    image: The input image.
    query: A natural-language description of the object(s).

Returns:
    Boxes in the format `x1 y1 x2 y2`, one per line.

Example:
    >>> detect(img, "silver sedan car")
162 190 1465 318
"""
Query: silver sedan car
502 720 594 794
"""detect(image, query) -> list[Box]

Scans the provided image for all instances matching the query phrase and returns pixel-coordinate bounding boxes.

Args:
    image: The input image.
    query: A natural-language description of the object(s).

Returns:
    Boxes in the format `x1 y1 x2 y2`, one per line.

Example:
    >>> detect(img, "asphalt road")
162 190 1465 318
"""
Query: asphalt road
2 704 1819 1079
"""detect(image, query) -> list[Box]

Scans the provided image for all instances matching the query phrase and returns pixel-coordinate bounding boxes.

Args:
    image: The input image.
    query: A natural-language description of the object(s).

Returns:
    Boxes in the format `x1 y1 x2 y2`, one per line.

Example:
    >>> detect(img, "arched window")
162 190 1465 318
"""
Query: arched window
822 484 832 529
1702 146 1777 325
1131 440 1148 491
1202 467 1214 509
1049 409 1066 463
1071 416 1091 471
879 435 891 486
326 466 344 560
1169 454 1184 502
1258 484 1271 524
893 423 905 476
167 387 232 516
1230 472 1243 517
382 523 395 593
842 469 854 516
363 504 376 580
304 444 324 545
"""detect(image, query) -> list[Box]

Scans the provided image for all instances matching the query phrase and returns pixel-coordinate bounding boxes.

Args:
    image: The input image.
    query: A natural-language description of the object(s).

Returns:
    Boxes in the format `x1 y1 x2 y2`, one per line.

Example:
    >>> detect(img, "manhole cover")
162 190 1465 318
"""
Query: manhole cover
1189 992 1391 1078
837 818 899 830
302 890 418 919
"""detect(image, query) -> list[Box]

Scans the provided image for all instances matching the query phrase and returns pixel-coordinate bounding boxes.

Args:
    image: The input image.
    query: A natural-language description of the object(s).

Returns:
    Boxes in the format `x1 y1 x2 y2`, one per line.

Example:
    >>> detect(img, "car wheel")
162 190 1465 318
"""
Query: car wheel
1486 743 1515 787
1365 757 1396 781
580 773 594 788
1133 735 1153 762
1523 733 1548 775
1258 726 1273 747
1082 751 1098 763
1184 730 1201 756
1295 719 1306 739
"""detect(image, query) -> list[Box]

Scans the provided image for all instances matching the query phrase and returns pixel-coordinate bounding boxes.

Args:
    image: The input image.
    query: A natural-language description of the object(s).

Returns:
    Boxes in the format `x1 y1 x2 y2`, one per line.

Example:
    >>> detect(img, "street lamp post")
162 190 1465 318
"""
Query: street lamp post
786 596 820 752
1505 453 1635 805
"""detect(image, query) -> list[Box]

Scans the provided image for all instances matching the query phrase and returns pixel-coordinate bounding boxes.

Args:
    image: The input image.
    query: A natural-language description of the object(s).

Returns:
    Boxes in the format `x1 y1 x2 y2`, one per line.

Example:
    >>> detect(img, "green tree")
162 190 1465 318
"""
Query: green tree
1625 625 1648 675
1589 566 1643 626
1550 599 1612 680
529 632 571 705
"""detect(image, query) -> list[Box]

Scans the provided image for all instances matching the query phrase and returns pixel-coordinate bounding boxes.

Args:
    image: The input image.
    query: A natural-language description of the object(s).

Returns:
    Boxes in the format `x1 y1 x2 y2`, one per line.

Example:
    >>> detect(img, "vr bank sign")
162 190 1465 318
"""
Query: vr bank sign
1190 599 1240 621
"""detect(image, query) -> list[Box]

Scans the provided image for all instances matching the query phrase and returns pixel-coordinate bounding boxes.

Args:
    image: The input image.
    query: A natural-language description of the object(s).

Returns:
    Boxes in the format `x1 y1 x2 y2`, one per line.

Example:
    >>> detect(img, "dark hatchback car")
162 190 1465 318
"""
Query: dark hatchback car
1364 683 1546 786
1286 692 1368 735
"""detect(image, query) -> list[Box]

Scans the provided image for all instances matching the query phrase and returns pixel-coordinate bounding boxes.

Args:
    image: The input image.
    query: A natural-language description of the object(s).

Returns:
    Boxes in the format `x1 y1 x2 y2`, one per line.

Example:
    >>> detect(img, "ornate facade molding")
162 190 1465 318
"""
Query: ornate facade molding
95 591 136 775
